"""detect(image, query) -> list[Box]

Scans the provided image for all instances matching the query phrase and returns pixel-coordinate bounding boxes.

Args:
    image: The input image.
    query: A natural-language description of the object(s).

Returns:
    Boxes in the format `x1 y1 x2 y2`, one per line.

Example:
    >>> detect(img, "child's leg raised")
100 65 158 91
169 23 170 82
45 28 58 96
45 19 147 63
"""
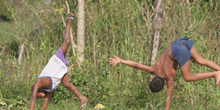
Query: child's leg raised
190 47 220 71
60 13 75 56
180 60 220 86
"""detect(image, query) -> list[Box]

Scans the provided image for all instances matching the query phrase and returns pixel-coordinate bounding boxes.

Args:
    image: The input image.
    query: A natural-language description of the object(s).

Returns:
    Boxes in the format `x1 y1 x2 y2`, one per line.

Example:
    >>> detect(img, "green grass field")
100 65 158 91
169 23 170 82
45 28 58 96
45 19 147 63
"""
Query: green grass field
0 0 219 110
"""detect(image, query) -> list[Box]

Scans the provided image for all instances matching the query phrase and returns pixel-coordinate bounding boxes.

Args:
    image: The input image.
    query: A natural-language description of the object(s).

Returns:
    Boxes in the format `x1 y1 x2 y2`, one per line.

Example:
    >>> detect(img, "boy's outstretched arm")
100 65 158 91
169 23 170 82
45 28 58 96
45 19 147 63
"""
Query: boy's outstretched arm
41 92 51 110
109 55 154 73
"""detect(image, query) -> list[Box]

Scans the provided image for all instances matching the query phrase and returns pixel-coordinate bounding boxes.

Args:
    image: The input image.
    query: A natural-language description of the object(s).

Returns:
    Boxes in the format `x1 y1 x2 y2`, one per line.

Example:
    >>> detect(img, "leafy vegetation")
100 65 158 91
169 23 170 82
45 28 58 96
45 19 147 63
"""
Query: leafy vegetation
0 0 219 109
0 0 12 21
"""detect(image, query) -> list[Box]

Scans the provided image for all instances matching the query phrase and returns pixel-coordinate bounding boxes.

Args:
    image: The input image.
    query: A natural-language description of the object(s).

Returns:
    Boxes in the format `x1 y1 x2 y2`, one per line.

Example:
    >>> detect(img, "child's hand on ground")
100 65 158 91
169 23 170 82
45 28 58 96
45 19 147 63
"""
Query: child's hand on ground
108 55 122 67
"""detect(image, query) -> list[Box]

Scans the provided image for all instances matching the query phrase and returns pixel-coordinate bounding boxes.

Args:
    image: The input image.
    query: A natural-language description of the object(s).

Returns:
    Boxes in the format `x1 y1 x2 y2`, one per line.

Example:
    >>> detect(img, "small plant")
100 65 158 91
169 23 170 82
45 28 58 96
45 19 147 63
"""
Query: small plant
0 94 28 110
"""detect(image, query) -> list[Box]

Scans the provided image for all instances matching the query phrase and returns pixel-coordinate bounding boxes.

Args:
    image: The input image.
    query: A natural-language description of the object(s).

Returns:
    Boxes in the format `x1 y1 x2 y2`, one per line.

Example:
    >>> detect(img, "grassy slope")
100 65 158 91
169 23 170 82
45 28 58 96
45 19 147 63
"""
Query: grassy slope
0 0 219 110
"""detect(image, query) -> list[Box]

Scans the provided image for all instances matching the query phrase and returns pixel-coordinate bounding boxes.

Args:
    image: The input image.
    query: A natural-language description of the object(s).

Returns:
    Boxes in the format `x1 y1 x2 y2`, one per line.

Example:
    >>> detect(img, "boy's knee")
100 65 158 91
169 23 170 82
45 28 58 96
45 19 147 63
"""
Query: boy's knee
183 76 193 82
65 39 71 45
63 82 71 88
196 60 205 65
184 79 192 82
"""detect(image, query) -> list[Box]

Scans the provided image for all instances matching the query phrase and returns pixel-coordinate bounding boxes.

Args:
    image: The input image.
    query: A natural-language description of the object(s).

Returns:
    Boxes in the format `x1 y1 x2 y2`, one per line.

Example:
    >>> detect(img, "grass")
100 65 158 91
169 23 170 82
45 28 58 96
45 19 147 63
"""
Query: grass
0 0 219 109
0 22 14 45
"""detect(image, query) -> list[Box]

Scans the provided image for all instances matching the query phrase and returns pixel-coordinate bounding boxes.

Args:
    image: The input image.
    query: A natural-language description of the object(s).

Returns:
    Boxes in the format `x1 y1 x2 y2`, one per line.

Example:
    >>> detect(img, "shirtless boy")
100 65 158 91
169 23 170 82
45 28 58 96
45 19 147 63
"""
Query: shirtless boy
109 37 220 110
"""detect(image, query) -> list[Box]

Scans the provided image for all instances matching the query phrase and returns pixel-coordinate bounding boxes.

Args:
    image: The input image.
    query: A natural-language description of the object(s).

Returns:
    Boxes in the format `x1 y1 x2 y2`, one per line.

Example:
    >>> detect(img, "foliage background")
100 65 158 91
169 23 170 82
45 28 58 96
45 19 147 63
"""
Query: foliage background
0 0 219 109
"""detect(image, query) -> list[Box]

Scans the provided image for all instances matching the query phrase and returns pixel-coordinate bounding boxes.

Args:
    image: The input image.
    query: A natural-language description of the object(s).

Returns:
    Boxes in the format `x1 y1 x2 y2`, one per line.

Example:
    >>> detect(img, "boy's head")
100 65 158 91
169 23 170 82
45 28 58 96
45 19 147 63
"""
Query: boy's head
149 76 164 92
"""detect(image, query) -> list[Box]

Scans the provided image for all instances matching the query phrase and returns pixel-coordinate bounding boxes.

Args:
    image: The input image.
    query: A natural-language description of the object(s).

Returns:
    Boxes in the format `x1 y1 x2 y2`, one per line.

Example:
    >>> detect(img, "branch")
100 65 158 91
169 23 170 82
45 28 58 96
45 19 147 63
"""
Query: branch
150 0 163 65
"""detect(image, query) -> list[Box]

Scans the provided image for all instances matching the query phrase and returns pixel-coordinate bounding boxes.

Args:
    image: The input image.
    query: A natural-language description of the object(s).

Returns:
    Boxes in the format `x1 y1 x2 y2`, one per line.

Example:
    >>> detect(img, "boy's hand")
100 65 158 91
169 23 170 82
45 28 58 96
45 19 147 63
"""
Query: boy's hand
108 55 122 67
65 13 75 23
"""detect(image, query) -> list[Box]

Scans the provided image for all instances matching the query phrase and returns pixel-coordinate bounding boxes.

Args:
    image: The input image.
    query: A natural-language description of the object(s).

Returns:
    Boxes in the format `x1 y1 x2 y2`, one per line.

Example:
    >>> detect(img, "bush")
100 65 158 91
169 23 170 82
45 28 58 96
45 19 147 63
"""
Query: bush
0 0 12 21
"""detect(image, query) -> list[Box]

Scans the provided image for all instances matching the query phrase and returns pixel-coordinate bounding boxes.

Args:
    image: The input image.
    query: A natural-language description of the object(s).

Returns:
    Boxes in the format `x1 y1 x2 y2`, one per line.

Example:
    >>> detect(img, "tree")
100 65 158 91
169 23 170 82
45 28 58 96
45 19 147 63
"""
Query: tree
77 0 85 63
150 0 163 65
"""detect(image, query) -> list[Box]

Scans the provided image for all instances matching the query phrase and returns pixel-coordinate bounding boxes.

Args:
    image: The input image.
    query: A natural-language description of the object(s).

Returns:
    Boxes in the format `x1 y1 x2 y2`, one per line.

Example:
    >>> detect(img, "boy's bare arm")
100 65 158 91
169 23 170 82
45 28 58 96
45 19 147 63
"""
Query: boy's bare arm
109 55 154 73
30 85 39 110
165 80 174 110
41 92 51 110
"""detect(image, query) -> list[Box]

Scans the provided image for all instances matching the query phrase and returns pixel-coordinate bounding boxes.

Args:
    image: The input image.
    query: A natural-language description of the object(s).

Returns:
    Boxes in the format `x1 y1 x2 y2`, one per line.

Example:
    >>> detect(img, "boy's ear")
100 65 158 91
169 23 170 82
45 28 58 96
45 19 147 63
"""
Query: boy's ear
149 75 156 82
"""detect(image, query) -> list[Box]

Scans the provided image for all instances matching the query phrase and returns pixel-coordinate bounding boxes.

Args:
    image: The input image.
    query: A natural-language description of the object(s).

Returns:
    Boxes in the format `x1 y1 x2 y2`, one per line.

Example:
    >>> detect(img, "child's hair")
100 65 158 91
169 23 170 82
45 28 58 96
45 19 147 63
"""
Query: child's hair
149 76 164 92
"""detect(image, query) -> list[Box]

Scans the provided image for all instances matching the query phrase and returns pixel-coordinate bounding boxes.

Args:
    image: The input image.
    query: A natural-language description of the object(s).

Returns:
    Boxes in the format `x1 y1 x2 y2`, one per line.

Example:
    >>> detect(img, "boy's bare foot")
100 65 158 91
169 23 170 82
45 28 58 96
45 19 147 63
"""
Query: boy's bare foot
214 71 220 87
65 13 74 23
80 96 87 110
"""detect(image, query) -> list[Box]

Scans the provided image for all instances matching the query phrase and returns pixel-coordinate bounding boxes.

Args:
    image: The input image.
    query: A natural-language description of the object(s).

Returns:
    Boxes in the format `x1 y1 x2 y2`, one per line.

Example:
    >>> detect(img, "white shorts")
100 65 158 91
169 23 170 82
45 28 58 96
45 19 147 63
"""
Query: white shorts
38 55 68 91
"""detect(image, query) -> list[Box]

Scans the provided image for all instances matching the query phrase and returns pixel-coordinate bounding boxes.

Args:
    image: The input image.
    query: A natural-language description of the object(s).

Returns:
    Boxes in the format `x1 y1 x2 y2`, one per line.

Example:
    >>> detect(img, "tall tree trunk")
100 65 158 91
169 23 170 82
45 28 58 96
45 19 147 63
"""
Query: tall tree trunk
77 0 85 63
150 0 163 65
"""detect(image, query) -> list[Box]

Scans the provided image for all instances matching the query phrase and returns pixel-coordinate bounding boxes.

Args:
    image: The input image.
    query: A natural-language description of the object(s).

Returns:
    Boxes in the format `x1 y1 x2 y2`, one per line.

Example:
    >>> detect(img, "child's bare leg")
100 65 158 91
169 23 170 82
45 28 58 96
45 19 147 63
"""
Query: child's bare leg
190 47 220 71
61 73 87 109
180 60 220 86
60 13 75 56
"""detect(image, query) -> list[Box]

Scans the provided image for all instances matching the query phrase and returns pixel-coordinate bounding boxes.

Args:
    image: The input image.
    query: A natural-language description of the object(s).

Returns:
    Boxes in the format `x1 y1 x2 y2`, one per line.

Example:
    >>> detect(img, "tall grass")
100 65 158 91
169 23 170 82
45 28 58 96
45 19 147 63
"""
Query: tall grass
0 0 219 109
